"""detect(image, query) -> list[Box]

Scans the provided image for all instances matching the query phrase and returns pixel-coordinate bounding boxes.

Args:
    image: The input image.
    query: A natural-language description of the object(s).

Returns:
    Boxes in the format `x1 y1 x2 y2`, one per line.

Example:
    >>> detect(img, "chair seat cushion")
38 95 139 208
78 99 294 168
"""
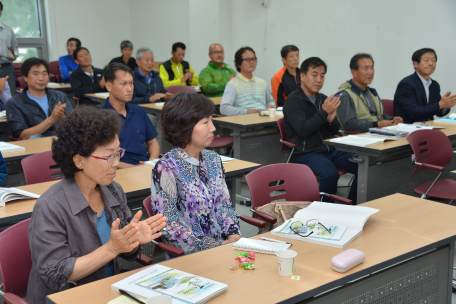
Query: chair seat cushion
415 179 456 200
208 136 233 149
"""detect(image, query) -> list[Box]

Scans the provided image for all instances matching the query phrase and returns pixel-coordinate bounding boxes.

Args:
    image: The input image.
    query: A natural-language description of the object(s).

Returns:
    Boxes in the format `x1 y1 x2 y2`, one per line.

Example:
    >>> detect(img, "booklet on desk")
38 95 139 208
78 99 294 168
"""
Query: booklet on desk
112 264 228 304
0 142 25 153
330 135 385 147
271 202 379 249
0 188 40 207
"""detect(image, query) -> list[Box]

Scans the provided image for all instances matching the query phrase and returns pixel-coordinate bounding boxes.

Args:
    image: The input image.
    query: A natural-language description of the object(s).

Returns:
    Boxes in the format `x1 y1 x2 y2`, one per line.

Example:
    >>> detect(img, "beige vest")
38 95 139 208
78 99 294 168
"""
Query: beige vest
338 88 383 131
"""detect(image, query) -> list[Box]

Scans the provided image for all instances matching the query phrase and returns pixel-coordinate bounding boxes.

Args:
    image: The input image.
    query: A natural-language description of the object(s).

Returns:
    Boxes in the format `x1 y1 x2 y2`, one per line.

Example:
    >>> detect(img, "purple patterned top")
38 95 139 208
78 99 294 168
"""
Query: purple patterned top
151 148 240 255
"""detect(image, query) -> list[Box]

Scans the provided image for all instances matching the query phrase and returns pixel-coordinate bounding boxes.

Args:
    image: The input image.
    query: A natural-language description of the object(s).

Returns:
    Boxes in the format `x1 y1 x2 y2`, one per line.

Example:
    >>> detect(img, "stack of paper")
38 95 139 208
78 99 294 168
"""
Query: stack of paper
0 188 40 207
144 159 160 167
330 135 385 147
0 110 6 119
220 155 236 162
96 92 110 98
0 142 25 153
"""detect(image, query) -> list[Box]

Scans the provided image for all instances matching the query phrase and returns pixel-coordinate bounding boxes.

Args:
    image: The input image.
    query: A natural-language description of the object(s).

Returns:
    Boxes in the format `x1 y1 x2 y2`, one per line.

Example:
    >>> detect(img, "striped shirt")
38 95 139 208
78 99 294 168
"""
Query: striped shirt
220 73 275 116
0 22 18 65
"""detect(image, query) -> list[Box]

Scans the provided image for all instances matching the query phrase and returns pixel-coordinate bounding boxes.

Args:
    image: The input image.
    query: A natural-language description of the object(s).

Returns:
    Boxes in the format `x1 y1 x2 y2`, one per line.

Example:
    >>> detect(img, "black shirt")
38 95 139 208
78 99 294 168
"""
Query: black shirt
109 56 138 71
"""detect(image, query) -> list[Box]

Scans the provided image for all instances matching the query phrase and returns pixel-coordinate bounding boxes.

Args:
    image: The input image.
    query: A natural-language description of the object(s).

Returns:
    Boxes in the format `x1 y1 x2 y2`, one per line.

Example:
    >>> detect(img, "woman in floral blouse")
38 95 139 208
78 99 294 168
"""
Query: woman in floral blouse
151 93 241 254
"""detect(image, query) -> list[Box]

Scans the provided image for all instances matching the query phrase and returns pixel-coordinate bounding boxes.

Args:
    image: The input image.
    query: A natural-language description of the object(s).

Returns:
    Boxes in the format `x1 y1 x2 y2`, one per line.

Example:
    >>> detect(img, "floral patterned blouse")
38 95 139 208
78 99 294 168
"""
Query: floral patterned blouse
151 148 241 254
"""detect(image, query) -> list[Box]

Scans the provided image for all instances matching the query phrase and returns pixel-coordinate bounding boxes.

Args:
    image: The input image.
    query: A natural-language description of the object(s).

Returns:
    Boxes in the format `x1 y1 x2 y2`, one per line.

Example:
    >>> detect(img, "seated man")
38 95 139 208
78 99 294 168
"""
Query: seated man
394 48 456 123
220 46 275 116
70 47 106 105
58 37 80 83
198 43 235 97
284 57 357 203
271 45 300 107
99 63 160 168
0 76 11 110
7 58 72 139
109 40 137 71
337 53 402 132
159 42 198 88
131 48 171 104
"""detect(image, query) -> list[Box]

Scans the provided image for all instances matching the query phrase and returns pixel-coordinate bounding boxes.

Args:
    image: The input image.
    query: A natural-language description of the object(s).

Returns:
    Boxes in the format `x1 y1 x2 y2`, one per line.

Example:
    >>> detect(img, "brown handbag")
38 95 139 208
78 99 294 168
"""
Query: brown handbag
252 202 311 232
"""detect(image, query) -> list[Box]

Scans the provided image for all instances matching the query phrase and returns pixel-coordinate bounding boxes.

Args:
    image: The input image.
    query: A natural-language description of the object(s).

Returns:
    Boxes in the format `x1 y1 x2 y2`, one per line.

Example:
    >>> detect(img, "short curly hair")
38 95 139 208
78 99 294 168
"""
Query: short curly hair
161 93 215 148
52 106 122 178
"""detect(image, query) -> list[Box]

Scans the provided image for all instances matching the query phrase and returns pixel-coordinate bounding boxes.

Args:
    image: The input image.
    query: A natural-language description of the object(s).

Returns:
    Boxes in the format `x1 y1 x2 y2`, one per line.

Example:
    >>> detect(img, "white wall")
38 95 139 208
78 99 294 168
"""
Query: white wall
46 0 456 101
46 0 132 68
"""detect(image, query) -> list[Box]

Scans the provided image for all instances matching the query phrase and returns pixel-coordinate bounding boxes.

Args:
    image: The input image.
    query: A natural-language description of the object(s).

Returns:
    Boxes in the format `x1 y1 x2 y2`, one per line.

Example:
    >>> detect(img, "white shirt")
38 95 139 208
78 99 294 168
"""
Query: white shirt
417 72 432 104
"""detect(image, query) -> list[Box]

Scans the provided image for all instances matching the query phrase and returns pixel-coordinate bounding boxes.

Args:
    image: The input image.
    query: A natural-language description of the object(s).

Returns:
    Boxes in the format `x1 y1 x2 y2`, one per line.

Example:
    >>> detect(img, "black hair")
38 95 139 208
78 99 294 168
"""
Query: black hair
172 42 186 52
349 53 374 70
73 47 90 60
161 93 215 148
103 62 133 83
412 48 437 65
21 57 50 77
281 45 299 59
300 57 327 75
67 38 81 48
234 46 256 72
0 2 3 11
52 106 122 178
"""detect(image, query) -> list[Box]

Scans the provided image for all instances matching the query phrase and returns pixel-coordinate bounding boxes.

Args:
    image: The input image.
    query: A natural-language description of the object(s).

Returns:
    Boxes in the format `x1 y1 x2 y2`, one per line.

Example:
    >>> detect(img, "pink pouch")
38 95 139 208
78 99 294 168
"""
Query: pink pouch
331 249 365 273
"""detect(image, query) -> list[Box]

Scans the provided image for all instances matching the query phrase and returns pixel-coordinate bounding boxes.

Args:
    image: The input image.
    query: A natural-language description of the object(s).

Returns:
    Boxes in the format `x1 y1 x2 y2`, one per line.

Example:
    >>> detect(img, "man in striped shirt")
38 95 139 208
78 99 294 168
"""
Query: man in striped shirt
220 46 275 116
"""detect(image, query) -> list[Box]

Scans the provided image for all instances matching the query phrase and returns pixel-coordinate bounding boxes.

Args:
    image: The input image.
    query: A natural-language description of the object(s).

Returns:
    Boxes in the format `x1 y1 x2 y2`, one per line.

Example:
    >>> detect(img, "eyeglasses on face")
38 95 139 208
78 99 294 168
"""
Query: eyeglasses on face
290 219 331 237
242 57 257 63
89 148 125 163
210 51 224 54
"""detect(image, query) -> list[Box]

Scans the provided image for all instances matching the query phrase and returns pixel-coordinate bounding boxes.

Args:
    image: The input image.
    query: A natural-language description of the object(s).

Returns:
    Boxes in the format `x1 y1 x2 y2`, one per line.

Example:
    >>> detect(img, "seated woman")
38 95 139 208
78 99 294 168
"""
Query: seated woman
26 107 167 304
151 93 241 255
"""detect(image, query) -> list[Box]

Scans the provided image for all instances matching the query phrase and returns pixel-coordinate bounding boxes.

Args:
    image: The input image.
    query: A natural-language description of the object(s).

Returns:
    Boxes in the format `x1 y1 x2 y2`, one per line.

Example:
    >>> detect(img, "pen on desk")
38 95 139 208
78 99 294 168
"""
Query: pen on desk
119 289 146 304
260 237 292 245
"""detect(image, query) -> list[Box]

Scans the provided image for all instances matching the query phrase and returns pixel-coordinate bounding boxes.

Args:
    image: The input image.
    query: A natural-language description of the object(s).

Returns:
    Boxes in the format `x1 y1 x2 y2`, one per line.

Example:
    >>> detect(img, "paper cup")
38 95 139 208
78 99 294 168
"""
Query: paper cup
276 249 297 276
147 295 172 304
269 108 276 117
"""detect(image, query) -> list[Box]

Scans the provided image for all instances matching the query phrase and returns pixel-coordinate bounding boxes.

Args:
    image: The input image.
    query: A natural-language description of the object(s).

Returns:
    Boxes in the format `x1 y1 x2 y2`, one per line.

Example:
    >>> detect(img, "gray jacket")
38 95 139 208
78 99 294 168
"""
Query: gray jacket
6 88 73 138
25 178 141 304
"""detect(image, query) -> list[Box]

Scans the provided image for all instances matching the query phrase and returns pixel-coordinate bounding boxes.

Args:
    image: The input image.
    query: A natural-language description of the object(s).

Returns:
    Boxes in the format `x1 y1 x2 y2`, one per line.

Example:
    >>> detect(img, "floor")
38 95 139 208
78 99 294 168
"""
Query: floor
2 173 456 302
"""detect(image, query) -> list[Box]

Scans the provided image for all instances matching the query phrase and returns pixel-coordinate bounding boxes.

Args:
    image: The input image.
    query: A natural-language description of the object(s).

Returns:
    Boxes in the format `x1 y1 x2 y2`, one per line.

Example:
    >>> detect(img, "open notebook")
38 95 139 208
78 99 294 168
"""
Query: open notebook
272 202 379 249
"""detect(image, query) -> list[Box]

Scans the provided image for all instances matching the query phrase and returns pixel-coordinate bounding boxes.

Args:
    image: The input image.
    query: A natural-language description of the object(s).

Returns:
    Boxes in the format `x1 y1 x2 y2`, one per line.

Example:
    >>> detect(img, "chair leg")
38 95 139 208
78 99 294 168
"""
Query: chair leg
449 200 453 205
285 148 294 164
421 172 442 199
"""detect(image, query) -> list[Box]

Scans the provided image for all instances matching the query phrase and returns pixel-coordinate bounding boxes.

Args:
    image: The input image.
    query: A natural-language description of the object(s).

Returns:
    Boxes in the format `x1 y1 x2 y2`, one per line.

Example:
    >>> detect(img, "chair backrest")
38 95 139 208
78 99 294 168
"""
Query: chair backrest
18 76 27 90
406 129 453 174
381 99 394 117
276 118 288 151
245 163 320 209
21 150 63 185
143 195 153 217
13 62 22 89
166 86 197 94
0 218 32 297
48 61 60 77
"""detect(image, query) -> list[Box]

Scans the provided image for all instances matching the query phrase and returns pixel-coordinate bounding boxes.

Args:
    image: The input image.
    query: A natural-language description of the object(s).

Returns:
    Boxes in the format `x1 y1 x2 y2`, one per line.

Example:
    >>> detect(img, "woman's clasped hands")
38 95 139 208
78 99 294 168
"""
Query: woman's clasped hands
105 212 167 256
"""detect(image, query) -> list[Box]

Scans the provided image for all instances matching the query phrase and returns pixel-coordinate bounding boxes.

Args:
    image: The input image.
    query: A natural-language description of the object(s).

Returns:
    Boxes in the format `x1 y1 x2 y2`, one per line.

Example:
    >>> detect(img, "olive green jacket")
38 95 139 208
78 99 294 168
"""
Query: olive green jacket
198 61 235 97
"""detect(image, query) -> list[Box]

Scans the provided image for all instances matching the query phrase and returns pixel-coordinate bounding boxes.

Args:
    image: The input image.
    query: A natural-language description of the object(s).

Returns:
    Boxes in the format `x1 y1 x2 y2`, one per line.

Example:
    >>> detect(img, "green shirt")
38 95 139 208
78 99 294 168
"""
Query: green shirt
198 61 235 97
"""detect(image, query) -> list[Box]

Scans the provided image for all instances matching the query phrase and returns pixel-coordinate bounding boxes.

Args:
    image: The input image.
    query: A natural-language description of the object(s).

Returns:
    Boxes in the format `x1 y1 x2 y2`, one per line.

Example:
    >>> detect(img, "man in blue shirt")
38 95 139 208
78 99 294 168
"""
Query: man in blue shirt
131 47 171 104
58 37 80 83
7 57 72 139
99 62 160 168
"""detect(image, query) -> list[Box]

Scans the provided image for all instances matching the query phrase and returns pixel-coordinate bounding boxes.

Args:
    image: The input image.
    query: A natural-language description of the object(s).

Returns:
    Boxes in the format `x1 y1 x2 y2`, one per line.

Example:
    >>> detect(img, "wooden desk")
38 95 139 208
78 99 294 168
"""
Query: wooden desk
212 113 287 166
47 194 456 303
84 92 107 103
1 137 55 187
0 160 260 226
47 83 72 92
326 121 456 204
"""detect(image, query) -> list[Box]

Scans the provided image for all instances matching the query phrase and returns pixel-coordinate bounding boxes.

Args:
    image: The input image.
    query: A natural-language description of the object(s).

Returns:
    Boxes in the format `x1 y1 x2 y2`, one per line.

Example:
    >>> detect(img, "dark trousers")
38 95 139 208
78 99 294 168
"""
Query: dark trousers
296 150 358 204
0 63 16 96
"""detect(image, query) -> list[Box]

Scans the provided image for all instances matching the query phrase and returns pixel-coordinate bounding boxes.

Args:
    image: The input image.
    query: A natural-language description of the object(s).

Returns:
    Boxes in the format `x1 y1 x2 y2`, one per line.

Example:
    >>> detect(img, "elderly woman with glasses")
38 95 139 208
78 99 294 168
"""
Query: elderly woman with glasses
25 107 167 304
151 93 241 256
